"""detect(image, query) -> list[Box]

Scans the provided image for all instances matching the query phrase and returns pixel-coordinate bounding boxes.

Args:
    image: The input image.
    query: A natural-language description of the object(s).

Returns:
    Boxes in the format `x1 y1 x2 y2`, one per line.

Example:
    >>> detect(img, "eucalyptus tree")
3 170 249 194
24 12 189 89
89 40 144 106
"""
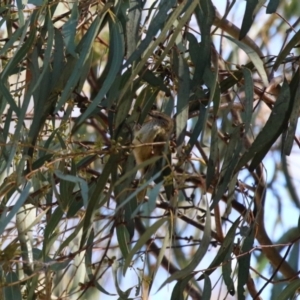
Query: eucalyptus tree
0 0 299 299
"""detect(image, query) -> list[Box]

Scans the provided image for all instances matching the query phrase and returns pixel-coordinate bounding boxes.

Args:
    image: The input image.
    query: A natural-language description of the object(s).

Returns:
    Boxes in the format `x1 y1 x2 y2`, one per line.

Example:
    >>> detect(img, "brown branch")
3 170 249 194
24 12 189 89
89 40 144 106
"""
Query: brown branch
254 165 299 281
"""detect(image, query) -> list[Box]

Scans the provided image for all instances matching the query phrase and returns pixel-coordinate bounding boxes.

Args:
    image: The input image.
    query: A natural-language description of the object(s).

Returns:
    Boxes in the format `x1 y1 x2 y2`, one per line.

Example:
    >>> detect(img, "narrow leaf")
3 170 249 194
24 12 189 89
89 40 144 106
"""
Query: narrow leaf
116 224 130 259
76 15 124 127
198 218 240 280
170 274 194 300
202 274 212 300
284 68 300 155
273 29 300 71
237 228 255 300
240 0 259 40
4 272 22 300
55 170 89 209
266 0 280 13
236 80 291 171
223 35 269 87
123 217 169 275
242 67 254 133
0 183 31 235
159 201 211 289
62 1 79 56
275 279 300 300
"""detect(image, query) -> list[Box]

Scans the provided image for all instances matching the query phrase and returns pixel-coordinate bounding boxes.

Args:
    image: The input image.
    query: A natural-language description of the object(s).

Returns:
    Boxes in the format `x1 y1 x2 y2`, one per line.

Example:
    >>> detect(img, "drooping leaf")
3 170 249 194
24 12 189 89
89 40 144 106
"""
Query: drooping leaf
240 0 259 40
80 154 118 249
206 121 219 189
3 272 22 300
266 0 280 13
275 279 300 300
174 47 190 149
236 80 291 171
62 1 79 56
202 274 212 300
116 223 130 260
237 227 255 300
125 0 141 58
0 183 31 235
198 218 240 280
273 29 300 71
211 125 242 209
242 67 254 133
283 68 300 155
124 0 176 67
76 14 124 128
54 14 105 114
123 217 169 275
159 201 211 289
85 229 115 295
170 274 194 300
55 169 89 209
223 35 269 87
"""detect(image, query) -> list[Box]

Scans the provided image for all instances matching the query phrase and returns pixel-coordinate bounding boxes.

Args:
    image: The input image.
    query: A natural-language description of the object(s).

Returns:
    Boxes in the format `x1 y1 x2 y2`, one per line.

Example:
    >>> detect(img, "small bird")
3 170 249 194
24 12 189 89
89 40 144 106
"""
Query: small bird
132 111 174 173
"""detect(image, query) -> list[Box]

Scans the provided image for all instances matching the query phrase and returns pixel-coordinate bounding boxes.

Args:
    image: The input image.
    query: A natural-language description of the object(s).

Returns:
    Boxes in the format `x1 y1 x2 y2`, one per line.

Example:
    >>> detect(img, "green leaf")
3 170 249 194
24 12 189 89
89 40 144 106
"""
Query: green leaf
125 0 141 58
170 274 194 300
116 170 162 213
141 69 170 95
198 218 240 280
211 125 242 209
240 0 259 40
266 0 280 13
85 230 115 295
124 0 176 67
144 181 163 216
186 104 207 156
242 67 254 133
237 228 255 300
116 223 130 259
28 0 44 5
174 48 189 148
206 121 218 189
123 217 169 275
202 274 212 300
0 21 28 56
4 272 22 300
287 242 299 273
15 0 25 27
0 81 20 115
284 68 300 155
55 170 89 209
0 183 31 235
236 80 291 171
75 15 124 127
153 0 201 71
32 17 54 93
222 250 235 296
194 0 214 77
119 0 189 101
222 35 269 87
275 279 300 300
159 201 211 289
187 31 206 88
62 1 79 56
79 154 118 249
51 28 65 90
273 29 300 71
54 14 104 114
1 21 35 80
42 206 64 257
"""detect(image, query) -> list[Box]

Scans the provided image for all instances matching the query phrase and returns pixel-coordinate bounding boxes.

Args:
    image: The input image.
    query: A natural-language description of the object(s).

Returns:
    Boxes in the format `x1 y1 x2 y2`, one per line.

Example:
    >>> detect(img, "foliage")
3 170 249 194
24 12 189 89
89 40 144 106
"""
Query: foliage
0 0 300 299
